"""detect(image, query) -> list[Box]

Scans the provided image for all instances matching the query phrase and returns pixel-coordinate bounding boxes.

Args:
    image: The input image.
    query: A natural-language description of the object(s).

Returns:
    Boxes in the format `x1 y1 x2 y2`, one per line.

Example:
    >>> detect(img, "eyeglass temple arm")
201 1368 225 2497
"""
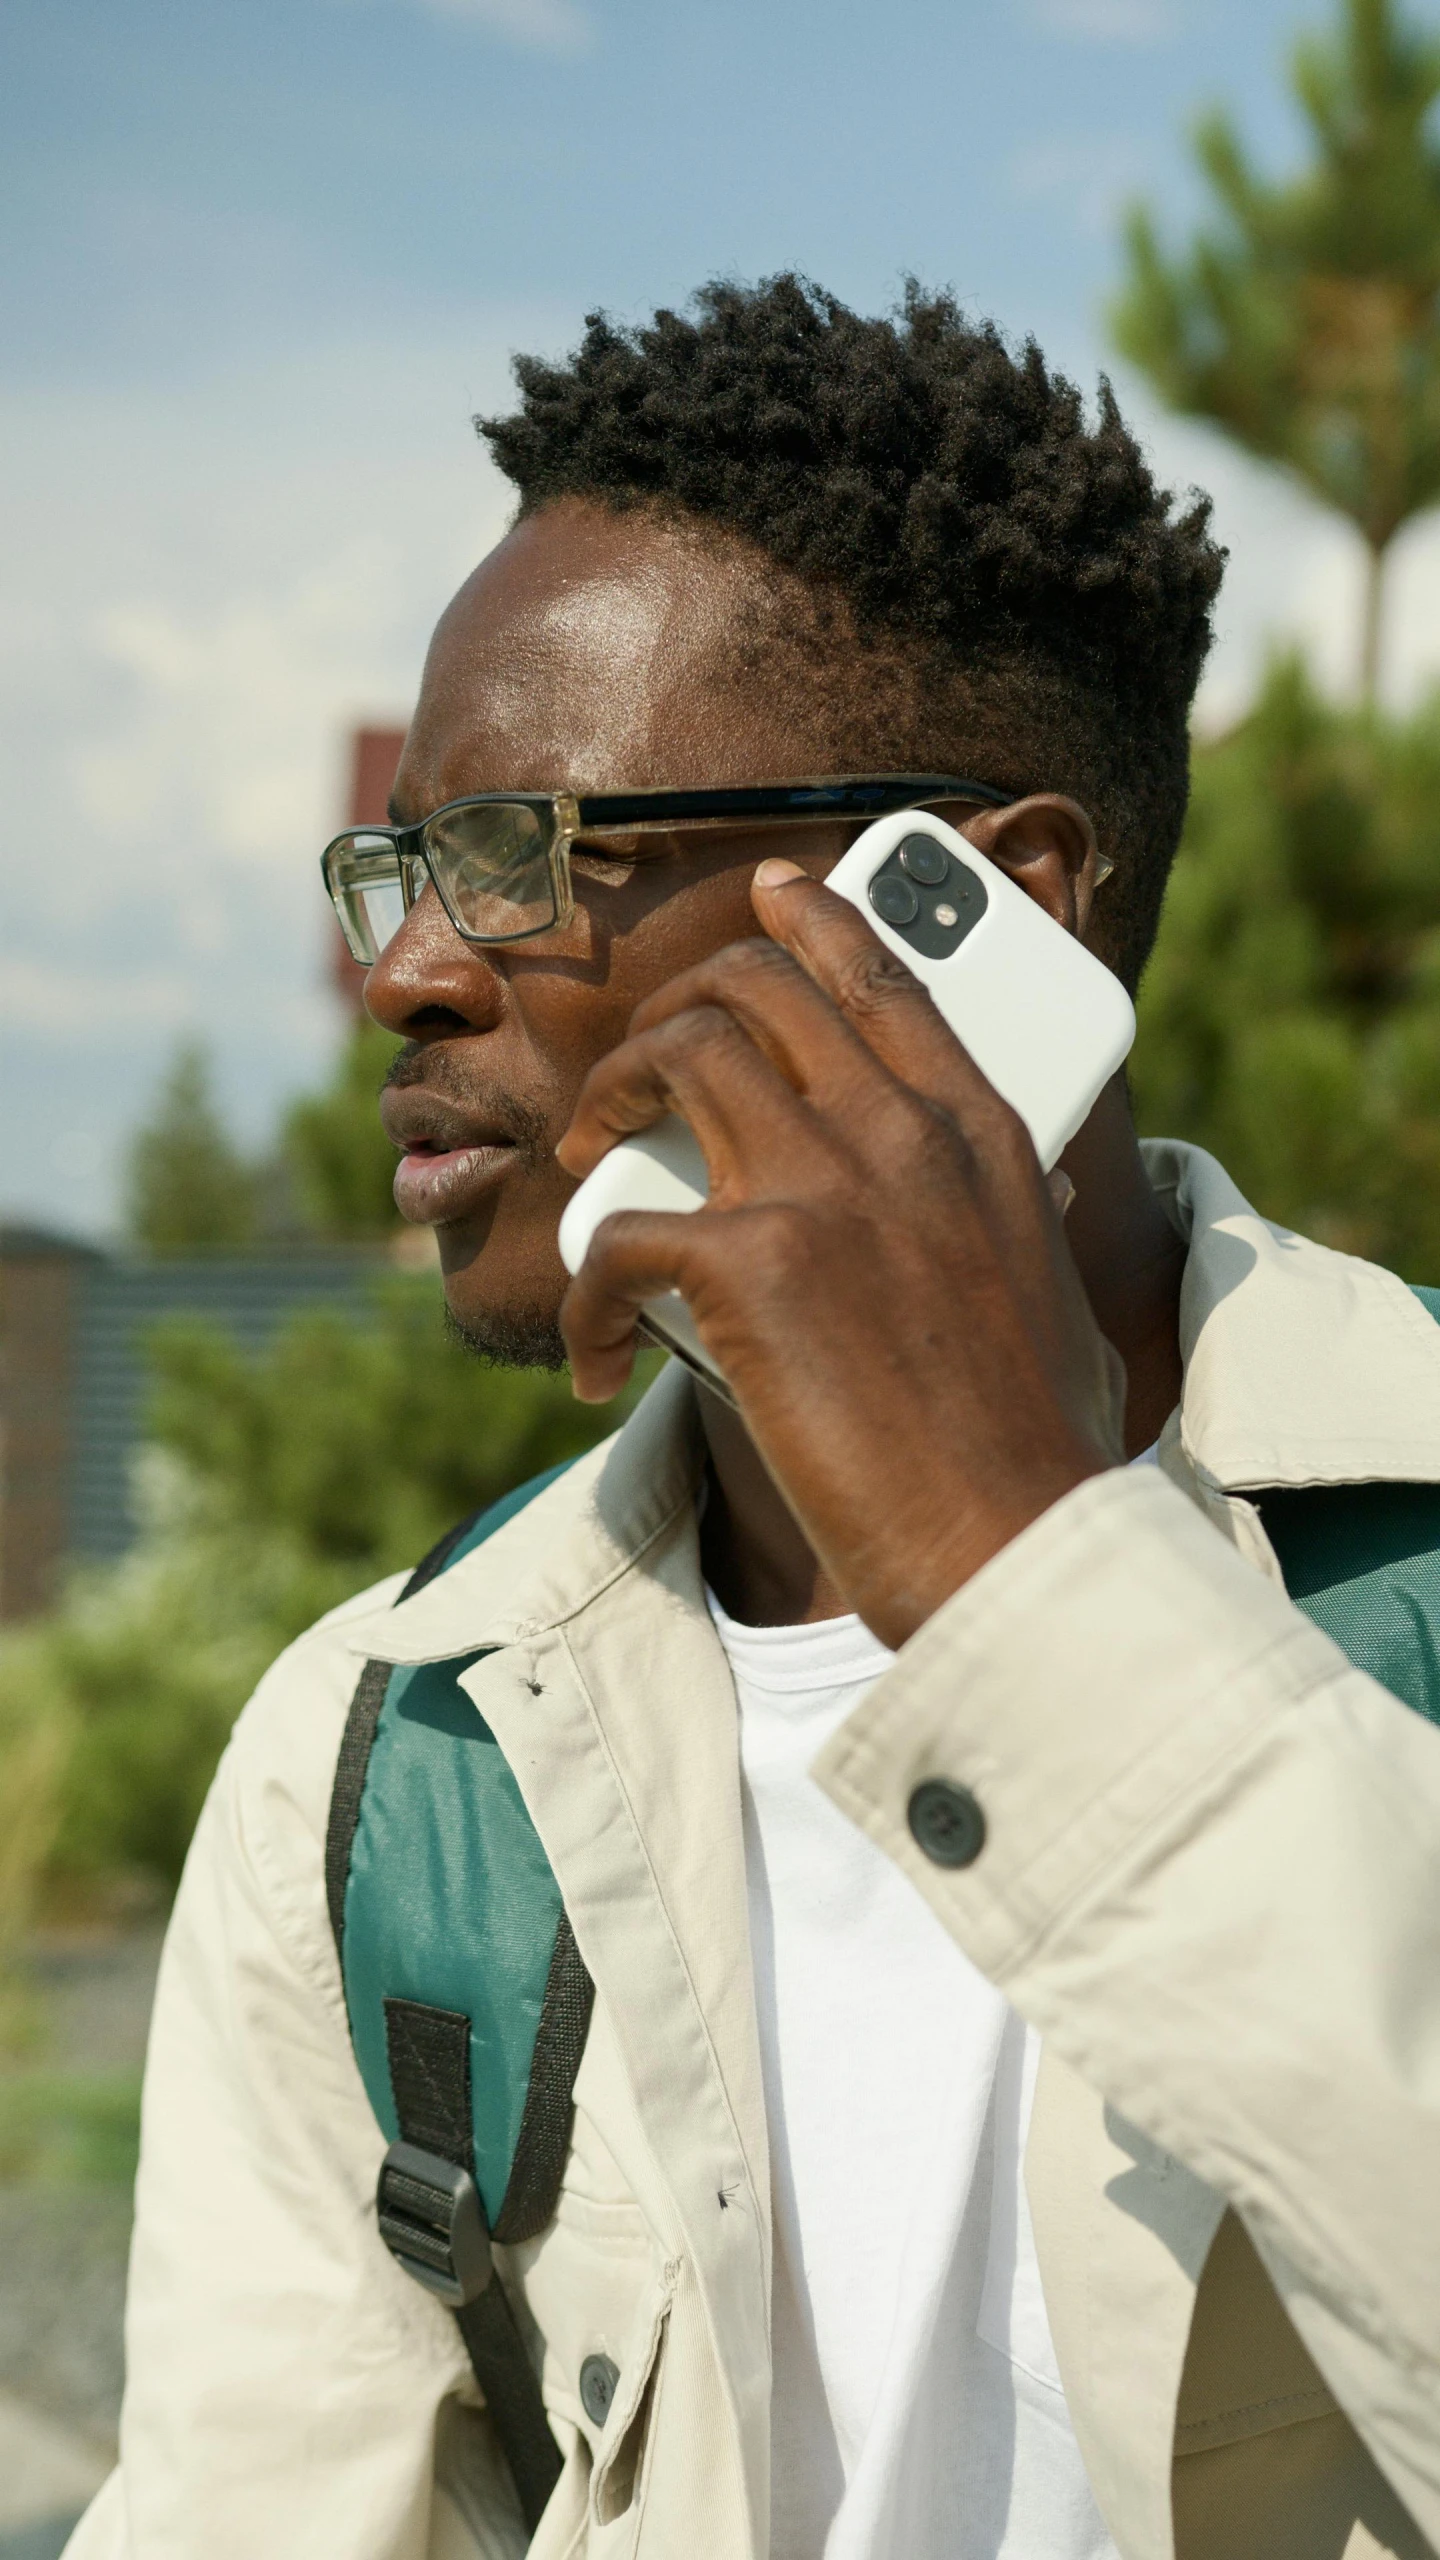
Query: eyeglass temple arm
570 778 1014 833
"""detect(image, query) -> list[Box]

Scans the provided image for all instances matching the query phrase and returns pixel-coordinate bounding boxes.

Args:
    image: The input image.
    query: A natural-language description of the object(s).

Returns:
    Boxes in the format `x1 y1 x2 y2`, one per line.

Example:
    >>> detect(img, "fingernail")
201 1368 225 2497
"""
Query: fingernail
753 857 806 888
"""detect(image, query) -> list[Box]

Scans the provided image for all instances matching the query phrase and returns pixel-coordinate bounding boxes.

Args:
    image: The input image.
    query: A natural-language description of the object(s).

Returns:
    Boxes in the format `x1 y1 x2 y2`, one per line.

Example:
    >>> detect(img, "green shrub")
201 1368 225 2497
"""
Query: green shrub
0 2072 142 2185
0 1646 76 2047
3 1280 653 1903
146 1278 620 1570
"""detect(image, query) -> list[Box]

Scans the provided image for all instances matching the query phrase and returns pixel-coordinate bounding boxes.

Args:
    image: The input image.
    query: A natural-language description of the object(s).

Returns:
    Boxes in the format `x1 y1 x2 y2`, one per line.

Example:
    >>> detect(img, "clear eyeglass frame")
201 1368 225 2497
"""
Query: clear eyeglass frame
319 772 1117 967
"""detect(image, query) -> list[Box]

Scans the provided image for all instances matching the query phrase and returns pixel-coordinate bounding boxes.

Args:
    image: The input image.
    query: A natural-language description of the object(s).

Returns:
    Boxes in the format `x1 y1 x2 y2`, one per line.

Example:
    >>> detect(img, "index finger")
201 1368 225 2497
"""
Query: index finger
747 858 1012 1129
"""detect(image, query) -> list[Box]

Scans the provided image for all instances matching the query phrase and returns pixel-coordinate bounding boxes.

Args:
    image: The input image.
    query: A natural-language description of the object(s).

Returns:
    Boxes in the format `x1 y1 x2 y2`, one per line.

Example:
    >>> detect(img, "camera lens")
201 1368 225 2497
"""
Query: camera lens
870 871 920 926
898 834 949 886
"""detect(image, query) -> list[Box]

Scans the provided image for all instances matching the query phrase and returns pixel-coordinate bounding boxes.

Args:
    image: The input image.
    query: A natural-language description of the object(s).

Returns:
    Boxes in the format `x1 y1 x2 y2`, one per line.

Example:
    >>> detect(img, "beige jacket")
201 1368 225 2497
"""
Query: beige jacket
68 1142 1440 2560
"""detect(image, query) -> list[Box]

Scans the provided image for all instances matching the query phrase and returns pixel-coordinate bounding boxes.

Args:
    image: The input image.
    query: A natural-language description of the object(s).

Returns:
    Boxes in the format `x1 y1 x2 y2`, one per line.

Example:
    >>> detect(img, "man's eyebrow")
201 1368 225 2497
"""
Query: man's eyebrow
386 794 412 827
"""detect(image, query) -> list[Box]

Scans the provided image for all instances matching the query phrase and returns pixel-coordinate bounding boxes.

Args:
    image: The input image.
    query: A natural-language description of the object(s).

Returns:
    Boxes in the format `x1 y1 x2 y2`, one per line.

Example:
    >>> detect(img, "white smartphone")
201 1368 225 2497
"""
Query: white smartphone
557 809 1135 1394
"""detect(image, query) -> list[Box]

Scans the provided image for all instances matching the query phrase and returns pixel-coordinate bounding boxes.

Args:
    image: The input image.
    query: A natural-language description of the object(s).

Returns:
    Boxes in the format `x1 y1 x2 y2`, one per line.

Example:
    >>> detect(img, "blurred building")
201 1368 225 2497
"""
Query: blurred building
0 1228 392 1619
0 1227 103 1619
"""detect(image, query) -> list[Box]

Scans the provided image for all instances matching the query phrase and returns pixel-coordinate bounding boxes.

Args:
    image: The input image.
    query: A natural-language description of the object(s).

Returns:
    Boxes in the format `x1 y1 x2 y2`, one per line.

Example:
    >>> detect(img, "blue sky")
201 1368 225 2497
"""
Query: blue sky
5 0 1437 1236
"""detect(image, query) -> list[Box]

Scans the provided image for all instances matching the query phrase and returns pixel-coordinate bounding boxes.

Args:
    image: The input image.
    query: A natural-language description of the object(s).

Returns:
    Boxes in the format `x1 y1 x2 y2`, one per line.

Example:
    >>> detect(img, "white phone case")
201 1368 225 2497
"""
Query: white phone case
557 810 1134 1392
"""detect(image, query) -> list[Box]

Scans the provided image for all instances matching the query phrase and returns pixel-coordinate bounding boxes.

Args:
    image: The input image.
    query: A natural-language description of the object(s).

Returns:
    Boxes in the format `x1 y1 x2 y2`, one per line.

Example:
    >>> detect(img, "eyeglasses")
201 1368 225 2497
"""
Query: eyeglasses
321 775 1021 963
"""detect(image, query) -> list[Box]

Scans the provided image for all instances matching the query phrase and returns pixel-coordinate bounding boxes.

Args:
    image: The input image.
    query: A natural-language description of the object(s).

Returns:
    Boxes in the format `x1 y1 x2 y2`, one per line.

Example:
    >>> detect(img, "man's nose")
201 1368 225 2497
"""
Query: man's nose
363 880 507 1037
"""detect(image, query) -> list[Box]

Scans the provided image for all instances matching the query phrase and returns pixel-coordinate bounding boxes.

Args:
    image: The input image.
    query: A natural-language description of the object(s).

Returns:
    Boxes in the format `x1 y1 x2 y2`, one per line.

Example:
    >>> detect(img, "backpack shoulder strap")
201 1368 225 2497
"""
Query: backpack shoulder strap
325 1459 589 2535
323 1461 575 1955
1254 1285 1440 1730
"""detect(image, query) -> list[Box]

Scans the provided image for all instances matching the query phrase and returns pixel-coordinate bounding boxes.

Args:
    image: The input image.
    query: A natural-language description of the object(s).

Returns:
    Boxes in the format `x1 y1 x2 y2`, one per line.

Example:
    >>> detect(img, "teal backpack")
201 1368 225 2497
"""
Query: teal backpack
325 1461 586 2531
326 1300 1440 2536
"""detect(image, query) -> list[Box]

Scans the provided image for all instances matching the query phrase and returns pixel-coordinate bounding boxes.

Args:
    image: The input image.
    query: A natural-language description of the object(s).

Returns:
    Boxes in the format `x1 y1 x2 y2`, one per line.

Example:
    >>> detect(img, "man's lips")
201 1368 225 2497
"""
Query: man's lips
380 1088 539 1229
392 1139 520 1226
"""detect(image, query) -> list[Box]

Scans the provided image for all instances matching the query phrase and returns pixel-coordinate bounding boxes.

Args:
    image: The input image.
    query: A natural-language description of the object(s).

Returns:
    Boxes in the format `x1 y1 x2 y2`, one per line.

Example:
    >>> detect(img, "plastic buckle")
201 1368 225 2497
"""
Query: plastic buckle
376 2140 494 2307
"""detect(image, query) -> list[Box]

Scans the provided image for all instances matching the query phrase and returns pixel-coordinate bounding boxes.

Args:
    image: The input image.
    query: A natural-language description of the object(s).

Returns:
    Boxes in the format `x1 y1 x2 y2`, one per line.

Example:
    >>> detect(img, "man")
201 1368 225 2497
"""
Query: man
69 279 1440 2560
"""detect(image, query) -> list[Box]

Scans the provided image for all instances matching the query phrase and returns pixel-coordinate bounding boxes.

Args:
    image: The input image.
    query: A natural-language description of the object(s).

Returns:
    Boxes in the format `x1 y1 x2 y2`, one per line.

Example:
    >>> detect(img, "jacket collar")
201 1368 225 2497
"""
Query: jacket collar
342 1355 707 1666
352 1136 1440 1666
1143 1137 1440 1492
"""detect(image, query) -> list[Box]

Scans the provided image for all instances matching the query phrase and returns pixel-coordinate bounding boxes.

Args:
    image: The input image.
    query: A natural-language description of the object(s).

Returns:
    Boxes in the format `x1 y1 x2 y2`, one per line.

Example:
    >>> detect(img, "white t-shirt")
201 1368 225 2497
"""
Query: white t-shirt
707 1587 1119 2560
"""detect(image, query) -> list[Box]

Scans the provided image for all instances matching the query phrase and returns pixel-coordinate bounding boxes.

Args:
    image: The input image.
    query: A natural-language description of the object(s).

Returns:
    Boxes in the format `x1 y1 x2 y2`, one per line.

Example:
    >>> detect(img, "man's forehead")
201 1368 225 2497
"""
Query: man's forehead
396 502 804 811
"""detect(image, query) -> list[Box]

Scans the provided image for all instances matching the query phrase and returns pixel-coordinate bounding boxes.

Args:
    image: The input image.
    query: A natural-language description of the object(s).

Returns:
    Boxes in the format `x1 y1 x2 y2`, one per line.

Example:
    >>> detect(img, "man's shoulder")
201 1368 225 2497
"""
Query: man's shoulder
203 1460 609 1974
306 1565 416 1645
254 1562 413 1719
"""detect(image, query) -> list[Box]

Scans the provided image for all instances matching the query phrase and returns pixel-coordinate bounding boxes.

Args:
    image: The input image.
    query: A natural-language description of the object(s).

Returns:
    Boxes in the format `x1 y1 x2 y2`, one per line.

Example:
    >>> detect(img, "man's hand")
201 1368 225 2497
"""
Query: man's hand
556 861 1126 1649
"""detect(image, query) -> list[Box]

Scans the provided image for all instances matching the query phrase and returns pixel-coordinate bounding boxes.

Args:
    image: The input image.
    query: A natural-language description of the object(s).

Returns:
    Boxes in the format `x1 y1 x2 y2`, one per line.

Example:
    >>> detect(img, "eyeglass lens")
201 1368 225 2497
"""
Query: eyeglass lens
423 800 555 941
328 802 558 961
329 835 410 964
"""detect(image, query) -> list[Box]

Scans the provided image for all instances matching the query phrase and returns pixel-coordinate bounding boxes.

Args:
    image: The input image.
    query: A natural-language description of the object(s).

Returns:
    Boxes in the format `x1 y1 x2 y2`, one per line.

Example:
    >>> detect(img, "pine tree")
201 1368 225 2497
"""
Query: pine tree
1113 0 1440 699
126 1042 258 1254
1131 653 1440 1277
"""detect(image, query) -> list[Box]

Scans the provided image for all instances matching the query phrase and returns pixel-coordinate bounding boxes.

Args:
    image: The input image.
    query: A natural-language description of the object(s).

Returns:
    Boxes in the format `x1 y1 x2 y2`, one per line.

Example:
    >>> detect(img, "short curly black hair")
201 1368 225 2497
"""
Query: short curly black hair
479 275 1225 989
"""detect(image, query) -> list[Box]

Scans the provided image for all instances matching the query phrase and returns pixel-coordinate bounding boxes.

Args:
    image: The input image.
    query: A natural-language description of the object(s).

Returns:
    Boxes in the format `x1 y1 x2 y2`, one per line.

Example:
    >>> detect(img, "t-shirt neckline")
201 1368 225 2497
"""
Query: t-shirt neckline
704 1582 896 1694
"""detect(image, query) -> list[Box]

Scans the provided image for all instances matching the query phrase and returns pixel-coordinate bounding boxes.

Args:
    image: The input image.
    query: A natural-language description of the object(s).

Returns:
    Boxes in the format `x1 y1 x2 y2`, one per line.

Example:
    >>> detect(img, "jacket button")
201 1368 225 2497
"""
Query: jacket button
580 2353 620 2427
907 1778 986 1868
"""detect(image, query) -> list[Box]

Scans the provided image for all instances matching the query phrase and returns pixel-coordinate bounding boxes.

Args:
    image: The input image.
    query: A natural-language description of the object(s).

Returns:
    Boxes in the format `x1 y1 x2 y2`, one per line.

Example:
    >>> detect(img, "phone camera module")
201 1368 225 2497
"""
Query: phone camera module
870 872 921 926
867 842 989 958
897 834 949 886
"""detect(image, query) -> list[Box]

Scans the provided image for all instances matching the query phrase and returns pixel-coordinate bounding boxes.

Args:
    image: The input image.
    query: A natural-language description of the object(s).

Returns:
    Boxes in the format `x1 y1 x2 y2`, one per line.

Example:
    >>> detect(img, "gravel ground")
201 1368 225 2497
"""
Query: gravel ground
0 2187 133 2445
0 1924 163 2546
0 2388 111 2549
20 1931 163 2084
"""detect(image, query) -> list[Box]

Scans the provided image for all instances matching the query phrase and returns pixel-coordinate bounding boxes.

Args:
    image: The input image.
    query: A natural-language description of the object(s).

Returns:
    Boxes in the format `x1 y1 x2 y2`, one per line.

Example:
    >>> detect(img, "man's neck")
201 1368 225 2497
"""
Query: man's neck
697 1077 1187 1629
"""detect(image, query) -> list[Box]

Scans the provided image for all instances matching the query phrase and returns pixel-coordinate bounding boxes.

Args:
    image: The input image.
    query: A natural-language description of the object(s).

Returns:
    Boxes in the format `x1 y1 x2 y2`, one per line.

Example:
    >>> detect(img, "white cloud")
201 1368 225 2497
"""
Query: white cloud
1126 398 1440 728
0 313 548 1235
1029 0 1179 40
341 0 592 56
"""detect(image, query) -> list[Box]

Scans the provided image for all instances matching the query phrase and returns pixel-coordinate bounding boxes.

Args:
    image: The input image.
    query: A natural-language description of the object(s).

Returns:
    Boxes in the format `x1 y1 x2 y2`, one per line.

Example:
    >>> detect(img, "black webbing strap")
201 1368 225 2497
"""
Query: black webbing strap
383 1998 563 2533
493 1912 595 2245
324 1659 389 1948
385 1998 474 2160
454 2288 563 2530
324 1506 489 1956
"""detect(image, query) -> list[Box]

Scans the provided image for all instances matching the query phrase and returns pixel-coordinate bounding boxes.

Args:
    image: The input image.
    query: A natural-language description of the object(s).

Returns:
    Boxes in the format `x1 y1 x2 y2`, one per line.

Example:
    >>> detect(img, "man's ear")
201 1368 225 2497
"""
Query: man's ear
947 794 1103 940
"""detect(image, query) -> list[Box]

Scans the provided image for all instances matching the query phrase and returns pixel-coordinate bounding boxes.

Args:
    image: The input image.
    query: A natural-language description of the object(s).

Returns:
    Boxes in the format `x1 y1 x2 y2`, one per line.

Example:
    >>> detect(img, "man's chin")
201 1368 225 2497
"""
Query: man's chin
443 1301 569 1373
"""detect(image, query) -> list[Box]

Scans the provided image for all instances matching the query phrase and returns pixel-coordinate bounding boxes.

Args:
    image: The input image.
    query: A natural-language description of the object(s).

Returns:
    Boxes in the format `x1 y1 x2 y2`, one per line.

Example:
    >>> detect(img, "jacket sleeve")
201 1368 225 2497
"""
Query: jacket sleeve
62 1581 496 2560
814 1463 1440 2546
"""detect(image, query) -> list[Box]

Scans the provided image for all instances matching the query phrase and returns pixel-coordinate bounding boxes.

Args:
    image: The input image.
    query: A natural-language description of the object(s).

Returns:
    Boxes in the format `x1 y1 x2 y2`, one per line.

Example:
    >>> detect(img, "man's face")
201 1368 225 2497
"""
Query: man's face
366 499 855 1362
